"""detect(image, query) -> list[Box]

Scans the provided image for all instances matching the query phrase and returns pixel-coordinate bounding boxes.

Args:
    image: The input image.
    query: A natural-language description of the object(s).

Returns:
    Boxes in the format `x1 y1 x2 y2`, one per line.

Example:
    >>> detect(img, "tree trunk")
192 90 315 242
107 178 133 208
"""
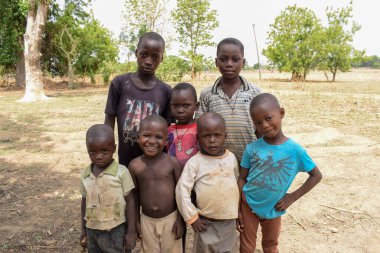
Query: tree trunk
18 0 49 102
291 71 304 82
323 71 329 81
191 63 195 81
15 53 25 88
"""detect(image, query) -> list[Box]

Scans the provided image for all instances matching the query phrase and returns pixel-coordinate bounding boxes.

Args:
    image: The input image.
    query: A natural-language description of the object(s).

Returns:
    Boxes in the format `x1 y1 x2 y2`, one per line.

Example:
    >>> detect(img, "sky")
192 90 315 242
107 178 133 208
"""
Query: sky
92 0 380 65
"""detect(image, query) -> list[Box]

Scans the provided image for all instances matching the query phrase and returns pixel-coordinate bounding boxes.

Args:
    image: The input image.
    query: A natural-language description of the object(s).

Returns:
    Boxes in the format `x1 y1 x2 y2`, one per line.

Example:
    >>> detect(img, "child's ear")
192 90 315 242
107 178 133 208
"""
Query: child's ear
195 102 200 110
215 58 218 67
113 144 117 153
280 107 285 118
135 49 138 57
243 58 246 66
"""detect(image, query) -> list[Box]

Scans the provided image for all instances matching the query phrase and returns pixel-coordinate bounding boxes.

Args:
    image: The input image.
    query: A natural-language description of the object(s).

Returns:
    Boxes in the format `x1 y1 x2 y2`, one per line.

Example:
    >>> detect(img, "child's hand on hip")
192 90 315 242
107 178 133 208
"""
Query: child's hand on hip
275 193 295 211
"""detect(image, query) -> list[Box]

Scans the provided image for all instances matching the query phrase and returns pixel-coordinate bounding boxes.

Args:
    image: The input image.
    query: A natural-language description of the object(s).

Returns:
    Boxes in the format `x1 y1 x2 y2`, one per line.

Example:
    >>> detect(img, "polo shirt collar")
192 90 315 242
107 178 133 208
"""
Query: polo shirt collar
211 75 250 94
83 160 118 178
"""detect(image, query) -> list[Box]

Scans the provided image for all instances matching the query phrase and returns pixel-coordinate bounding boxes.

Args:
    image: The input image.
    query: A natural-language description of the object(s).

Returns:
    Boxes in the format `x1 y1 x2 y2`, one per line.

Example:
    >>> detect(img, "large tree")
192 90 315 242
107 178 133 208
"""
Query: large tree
0 0 28 87
19 0 50 101
172 0 218 81
321 3 360 81
263 5 324 81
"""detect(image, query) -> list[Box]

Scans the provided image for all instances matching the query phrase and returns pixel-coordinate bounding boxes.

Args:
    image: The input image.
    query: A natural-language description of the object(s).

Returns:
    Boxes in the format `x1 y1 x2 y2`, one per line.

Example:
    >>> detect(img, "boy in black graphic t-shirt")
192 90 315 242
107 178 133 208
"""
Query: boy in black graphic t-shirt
105 32 172 167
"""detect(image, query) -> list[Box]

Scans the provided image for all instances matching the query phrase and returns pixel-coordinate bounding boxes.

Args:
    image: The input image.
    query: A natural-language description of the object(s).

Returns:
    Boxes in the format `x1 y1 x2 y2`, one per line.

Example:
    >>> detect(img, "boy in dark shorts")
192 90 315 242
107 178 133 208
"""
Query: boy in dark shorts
197 38 261 161
80 124 136 253
128 115 184 252
238 93 323 253
176 112 240 253
104 32 172 167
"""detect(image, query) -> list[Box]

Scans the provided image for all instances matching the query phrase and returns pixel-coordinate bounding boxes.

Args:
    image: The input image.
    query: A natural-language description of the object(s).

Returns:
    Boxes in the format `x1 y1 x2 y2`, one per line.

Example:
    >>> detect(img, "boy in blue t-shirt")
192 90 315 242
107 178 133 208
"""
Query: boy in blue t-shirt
237 93 322 253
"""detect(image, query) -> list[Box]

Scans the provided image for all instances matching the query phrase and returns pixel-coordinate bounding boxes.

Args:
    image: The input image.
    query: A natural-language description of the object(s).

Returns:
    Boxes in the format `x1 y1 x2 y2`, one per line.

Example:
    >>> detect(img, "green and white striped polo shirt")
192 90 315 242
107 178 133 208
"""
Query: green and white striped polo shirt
197 76 262 161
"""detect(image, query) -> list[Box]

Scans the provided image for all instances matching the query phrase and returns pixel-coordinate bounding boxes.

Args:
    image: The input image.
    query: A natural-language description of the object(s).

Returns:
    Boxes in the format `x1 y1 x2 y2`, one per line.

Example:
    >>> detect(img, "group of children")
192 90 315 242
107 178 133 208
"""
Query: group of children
79 32 323 253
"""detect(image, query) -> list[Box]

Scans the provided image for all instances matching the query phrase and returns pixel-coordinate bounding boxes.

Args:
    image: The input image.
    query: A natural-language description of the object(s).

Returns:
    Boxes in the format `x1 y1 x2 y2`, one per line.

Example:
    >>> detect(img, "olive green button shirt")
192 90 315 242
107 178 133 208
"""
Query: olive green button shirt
80 160 134 230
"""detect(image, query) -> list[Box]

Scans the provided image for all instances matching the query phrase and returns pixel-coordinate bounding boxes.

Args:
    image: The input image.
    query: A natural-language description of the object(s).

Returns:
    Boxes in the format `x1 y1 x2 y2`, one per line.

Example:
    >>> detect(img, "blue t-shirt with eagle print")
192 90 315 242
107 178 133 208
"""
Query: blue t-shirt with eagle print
241 138 316 219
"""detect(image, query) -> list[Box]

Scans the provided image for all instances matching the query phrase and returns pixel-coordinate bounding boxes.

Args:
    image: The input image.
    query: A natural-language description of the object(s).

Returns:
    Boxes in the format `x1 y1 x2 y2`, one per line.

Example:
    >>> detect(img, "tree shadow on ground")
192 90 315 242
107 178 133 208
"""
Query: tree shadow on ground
0 158 82 252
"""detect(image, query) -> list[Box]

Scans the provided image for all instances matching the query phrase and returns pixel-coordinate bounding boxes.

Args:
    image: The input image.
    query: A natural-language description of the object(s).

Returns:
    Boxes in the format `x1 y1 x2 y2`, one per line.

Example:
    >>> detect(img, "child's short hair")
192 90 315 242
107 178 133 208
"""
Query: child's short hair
250 93 281 111
217 38 244 56
139 114 168 133
172 82 197 102
86 124 114 142
137 32 165 50
197 112 226 132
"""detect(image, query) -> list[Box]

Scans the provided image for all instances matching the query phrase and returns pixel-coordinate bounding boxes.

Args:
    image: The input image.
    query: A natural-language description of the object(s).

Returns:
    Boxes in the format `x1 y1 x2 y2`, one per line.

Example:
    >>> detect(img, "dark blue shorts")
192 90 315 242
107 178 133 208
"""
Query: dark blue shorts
86 223 131 253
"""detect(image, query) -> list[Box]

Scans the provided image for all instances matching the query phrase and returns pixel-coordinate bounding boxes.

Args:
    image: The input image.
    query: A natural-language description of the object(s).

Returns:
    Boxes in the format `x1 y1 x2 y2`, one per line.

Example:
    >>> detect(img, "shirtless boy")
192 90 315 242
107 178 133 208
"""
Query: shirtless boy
128 115 184 253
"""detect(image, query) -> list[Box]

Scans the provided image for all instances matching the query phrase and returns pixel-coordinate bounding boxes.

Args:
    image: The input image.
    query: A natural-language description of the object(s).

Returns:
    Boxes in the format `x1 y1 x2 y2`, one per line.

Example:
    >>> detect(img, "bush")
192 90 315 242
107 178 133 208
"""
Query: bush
156 55 190 82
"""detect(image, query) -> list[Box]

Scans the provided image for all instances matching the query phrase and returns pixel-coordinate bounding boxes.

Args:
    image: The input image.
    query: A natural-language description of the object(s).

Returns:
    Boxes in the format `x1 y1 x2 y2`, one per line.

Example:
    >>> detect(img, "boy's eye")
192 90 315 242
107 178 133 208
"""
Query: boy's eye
151 54 160 61
218 57 226 62
88 151 95 155
265 116 272 121
102 150 109 154
232 57 241 62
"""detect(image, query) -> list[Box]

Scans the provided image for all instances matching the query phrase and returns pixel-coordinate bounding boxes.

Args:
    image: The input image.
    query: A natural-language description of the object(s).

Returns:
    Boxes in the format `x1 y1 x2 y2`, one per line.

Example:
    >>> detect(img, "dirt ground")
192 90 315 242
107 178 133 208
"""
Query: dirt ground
0 69 379 252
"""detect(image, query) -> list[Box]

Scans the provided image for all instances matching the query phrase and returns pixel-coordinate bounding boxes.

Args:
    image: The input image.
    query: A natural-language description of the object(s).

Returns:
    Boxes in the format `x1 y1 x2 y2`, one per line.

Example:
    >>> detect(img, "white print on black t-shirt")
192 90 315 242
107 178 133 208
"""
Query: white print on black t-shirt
122 98 160 145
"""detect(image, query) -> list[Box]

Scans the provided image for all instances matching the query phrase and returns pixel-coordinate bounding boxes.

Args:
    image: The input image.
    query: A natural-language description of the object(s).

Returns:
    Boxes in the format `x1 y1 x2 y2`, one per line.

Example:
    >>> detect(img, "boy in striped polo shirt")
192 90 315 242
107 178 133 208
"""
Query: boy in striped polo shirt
197 38 261 161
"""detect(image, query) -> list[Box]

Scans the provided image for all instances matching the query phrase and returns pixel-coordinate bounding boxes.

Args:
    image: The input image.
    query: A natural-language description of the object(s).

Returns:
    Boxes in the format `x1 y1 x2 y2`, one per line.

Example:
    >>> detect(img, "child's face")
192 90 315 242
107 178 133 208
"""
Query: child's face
135 38 164 75
138 120 168 157
197 119 226 156
250 102 285 142
170 89 199 125
86 137 116 169
215 43 245 80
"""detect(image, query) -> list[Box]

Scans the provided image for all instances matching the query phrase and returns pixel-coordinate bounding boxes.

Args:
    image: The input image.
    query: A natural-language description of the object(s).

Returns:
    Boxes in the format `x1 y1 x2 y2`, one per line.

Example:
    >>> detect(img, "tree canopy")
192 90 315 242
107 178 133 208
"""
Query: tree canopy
263 3 361 81
172 0 218 81
263 5 324 81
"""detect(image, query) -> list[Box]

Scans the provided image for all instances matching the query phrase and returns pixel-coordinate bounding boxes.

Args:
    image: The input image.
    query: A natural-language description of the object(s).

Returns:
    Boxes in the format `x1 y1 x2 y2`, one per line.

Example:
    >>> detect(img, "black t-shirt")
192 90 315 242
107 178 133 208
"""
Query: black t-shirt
105 73 172 166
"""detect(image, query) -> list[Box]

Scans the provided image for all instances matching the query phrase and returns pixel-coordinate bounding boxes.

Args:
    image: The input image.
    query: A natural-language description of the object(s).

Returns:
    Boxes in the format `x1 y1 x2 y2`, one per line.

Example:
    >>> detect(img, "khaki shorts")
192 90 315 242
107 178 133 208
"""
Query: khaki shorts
141 210 183 253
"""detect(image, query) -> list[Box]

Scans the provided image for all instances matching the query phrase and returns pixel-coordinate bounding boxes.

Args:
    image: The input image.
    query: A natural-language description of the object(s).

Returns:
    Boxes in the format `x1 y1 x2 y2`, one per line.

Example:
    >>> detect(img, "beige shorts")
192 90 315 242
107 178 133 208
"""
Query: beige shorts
141 210 183 253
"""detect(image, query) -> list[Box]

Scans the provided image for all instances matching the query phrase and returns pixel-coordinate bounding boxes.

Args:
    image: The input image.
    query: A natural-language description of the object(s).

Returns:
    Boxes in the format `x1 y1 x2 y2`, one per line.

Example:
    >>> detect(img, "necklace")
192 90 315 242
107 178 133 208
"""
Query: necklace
223 89 241 113
175 124 193 151
221 81 241 113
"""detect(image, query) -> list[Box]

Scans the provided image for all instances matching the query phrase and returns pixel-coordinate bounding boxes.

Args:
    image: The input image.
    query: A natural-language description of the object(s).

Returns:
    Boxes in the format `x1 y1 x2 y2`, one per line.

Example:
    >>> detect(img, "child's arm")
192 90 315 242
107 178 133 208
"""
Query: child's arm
124 190 137 251
175 162 209 232
104 114 115 129
80 197 87 249
275 167 322 211
237 167 249 232
128 164 142 239
171 157 185 239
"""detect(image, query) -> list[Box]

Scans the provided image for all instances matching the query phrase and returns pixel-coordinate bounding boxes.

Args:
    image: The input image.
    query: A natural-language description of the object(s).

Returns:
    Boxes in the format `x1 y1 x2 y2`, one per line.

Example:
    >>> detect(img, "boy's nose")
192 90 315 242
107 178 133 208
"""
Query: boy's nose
226 59 233 66
144 57 153 65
